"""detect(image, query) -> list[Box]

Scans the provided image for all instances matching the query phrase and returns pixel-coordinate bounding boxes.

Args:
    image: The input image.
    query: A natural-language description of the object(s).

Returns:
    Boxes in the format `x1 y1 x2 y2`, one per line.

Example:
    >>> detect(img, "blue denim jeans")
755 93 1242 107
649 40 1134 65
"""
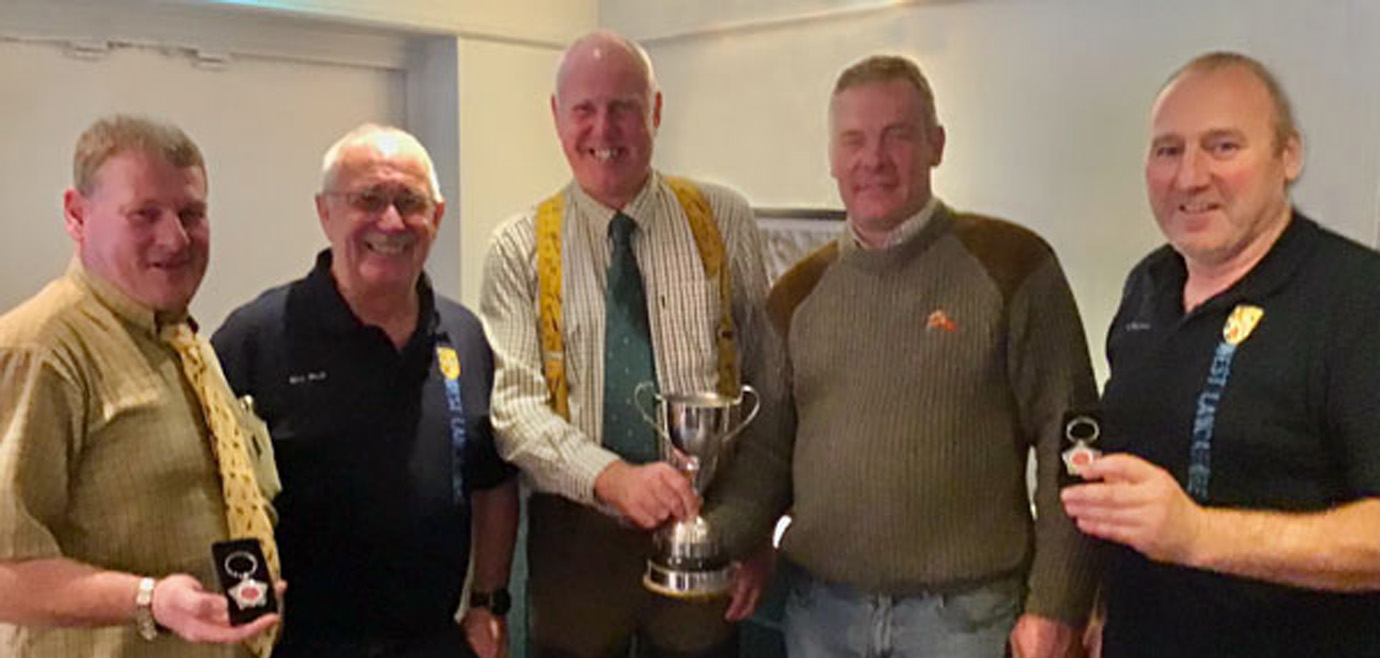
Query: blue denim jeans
783 569 1020 658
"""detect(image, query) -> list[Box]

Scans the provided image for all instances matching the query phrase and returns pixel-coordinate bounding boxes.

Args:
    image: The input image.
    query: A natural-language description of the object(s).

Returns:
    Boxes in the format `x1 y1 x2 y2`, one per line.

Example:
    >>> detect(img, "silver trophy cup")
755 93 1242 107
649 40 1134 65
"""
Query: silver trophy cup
634 382 760 598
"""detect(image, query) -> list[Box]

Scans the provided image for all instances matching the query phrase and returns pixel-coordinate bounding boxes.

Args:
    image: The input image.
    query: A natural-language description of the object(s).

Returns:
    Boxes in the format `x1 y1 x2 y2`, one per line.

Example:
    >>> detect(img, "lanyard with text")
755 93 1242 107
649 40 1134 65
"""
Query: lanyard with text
436 338 467 506
1187 304 1264 501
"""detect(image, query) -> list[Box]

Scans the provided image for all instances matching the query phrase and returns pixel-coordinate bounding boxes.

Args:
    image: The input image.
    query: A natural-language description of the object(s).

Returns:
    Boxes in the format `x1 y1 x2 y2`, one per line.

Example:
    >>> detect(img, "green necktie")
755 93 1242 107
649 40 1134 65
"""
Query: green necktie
603 212 659 464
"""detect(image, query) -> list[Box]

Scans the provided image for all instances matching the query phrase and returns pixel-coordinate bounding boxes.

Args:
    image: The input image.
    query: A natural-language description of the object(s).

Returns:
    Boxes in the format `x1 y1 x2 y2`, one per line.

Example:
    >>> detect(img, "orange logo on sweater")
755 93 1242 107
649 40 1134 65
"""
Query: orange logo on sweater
926 310 958 332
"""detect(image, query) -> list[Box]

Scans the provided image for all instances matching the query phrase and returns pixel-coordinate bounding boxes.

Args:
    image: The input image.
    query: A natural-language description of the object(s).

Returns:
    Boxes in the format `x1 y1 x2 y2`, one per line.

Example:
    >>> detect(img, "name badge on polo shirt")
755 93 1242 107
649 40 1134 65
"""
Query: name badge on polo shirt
287 370 328 385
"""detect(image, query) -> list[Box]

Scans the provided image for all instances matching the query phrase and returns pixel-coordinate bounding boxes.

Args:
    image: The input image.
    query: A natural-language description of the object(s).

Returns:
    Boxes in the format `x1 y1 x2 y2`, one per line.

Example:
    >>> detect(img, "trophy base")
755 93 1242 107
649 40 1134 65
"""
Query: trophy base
643 560 735 599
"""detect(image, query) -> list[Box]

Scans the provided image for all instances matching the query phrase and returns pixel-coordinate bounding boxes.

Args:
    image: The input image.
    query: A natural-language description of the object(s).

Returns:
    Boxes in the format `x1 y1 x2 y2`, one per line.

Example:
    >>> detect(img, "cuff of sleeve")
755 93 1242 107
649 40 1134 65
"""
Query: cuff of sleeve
1023 560 1097 626
565 442 622 506
0 525 64 563
703 504 753 560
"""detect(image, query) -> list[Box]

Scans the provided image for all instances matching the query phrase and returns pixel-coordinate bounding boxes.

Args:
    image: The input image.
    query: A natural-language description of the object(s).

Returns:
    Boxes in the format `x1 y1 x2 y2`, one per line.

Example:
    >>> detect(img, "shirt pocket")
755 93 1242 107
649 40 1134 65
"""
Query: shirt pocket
653 272 719 393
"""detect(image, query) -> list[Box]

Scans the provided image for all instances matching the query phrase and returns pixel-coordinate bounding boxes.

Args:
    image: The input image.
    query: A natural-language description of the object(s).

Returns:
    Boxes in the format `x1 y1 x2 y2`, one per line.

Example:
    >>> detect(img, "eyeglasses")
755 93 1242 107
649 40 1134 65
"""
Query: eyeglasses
324 188 435 217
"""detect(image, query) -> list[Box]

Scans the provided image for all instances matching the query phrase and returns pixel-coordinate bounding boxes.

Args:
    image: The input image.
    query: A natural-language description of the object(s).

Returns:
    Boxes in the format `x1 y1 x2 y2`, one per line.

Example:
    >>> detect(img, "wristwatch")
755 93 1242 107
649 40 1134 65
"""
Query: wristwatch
134 577 158 641
469 588 512 616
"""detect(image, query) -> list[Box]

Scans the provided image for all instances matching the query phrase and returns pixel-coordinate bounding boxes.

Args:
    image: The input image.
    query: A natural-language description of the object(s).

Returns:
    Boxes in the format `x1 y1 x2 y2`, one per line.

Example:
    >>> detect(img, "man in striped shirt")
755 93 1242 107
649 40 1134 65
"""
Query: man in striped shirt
480 29 782 658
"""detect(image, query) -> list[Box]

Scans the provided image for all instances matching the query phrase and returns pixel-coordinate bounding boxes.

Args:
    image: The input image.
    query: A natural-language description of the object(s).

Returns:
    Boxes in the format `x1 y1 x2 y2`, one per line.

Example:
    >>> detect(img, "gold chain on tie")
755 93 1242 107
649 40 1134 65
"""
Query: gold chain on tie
161 322 279 657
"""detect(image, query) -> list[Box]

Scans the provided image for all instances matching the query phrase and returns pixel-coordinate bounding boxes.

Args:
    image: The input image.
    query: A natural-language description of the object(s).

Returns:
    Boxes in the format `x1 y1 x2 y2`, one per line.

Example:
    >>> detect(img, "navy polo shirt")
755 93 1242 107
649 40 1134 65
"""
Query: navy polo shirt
1099 213 1380 657
213 250 511 644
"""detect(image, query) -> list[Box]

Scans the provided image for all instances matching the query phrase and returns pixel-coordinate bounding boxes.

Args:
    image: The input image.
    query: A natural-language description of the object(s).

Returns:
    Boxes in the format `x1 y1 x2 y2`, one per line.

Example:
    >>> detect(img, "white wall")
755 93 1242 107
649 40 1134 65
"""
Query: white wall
0 17 405 329
196 0 596 45
454 38 571 306
406 35 573 306
0 0 594 322
605 0 1380 381
12 0 1376 360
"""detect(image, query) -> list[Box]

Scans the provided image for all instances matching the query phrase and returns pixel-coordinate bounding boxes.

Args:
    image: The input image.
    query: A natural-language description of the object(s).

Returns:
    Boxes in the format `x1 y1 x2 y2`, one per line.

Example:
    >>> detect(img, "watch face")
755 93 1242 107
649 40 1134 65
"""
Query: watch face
490 590 512 615
474 589 511 615
135 578 159 641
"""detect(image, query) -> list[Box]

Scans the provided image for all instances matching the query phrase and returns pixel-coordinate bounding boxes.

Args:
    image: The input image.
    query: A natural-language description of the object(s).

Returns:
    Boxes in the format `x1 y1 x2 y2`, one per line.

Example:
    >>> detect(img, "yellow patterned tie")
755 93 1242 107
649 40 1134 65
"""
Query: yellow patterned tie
161 322 280 657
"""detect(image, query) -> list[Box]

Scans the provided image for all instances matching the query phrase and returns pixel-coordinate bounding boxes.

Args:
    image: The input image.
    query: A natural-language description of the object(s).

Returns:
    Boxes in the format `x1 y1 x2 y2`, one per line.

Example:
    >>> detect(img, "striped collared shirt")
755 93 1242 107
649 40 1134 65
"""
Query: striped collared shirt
480 171 778 504
848 195 940 250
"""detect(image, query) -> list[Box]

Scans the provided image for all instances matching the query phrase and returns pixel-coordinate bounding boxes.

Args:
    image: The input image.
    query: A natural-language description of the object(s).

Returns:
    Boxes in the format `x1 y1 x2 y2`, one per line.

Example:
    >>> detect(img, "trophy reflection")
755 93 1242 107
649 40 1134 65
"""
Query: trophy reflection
634 382 760 598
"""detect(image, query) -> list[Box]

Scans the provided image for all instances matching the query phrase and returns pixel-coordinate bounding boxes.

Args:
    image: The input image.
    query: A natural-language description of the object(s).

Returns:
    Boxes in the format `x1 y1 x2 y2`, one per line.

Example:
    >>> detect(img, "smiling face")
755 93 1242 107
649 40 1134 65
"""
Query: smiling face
830 78 945 246
1145 64 1302 272
64 150 209 313
552 33 661 210
316 136 443 301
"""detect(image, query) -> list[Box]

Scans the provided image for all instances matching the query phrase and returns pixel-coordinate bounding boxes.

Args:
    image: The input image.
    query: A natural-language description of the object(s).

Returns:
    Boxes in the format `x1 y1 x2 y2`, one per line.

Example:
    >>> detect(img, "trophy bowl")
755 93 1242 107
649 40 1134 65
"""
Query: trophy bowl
634 383 759 598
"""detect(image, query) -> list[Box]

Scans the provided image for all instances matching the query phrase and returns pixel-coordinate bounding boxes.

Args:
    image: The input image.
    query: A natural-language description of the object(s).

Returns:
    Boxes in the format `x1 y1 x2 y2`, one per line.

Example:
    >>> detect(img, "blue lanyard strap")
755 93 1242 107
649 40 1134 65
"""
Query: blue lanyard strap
1187 303 1265 501
436 340 467 506
1188 341 1236 500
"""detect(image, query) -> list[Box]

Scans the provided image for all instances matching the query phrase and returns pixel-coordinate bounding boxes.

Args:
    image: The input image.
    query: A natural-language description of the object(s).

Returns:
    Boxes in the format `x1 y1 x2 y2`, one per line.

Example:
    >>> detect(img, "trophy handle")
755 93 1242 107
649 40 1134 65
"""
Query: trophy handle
721 384 761 448
633 381 672 447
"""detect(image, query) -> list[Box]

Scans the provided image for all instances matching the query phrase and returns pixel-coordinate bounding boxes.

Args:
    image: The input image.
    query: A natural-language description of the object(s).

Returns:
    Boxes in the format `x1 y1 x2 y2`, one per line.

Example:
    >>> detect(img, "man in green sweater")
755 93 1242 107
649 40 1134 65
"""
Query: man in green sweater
705 55 1098 658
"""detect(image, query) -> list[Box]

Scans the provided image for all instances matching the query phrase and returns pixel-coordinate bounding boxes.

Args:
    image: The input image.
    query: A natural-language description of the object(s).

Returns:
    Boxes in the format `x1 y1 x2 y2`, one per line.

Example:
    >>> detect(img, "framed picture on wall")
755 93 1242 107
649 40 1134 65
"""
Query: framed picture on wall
754 208 846 283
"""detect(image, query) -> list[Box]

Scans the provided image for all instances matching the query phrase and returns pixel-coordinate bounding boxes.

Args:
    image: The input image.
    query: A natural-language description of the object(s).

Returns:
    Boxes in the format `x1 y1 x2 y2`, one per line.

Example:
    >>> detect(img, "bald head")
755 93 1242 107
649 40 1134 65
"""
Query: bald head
1162 52 1299 154
555 30 658 107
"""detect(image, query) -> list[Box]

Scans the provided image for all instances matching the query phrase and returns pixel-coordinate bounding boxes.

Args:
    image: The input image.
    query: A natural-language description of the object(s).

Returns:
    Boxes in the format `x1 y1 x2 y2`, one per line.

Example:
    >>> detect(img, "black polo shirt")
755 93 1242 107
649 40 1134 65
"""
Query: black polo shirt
212 251 511 645
1098 213 1380 657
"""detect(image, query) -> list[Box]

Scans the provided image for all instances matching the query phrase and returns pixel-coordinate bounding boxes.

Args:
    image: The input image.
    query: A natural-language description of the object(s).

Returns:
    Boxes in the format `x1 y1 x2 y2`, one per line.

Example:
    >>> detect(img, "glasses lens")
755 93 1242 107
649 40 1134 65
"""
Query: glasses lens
394 192 432 216
345 189 432 216
351 190 391 214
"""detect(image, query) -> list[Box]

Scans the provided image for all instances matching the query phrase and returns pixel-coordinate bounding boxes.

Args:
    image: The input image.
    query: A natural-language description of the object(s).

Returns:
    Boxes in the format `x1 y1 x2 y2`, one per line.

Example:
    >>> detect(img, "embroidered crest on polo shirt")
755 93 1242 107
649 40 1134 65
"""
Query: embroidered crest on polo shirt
1222 304 1264 345
437 346 461 379
925 309 958 332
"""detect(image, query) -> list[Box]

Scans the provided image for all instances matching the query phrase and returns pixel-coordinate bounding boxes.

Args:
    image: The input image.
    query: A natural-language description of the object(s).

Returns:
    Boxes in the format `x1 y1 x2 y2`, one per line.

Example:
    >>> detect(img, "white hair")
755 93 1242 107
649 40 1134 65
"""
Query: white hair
319 123 442 201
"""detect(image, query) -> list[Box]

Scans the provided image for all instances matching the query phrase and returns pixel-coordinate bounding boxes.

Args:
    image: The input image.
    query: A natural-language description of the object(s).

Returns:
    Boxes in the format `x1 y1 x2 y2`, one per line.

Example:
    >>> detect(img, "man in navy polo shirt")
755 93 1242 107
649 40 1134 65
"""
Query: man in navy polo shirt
213 124 518 658
1061 52 1380 657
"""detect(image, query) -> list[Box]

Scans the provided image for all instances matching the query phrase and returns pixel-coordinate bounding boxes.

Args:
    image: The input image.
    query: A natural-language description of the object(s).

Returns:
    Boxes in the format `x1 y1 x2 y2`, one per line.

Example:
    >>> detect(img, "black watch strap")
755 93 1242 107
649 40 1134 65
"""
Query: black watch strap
470 588 512 616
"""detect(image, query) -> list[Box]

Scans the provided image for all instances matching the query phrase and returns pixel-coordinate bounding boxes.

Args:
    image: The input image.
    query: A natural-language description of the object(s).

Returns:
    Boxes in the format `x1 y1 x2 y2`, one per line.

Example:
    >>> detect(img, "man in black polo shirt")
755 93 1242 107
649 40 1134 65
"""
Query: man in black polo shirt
213 124 518 658
1060 52 1380 657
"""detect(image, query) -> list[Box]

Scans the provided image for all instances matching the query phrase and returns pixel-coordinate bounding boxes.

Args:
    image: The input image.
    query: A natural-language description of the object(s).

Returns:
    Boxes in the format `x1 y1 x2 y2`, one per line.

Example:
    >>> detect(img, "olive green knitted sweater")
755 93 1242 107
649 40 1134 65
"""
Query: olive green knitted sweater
706 203 1098 623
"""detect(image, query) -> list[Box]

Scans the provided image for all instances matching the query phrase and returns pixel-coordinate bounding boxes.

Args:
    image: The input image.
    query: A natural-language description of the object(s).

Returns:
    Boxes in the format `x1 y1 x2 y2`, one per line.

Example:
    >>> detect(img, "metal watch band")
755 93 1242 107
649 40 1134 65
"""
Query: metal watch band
134 577 158 641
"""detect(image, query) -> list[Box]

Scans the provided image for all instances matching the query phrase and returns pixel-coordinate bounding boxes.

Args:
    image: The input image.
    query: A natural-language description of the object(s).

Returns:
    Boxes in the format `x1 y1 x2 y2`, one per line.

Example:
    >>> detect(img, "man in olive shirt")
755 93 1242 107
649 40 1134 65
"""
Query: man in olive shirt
0 115 279 658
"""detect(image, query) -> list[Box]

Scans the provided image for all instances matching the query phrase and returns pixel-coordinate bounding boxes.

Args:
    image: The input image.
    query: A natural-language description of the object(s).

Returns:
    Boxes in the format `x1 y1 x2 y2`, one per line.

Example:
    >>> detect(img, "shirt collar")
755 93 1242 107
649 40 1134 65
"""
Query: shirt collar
67 256 190 335
1145 209 1317 316
848 196 940 250
301 249 438 342
569 170 662 234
